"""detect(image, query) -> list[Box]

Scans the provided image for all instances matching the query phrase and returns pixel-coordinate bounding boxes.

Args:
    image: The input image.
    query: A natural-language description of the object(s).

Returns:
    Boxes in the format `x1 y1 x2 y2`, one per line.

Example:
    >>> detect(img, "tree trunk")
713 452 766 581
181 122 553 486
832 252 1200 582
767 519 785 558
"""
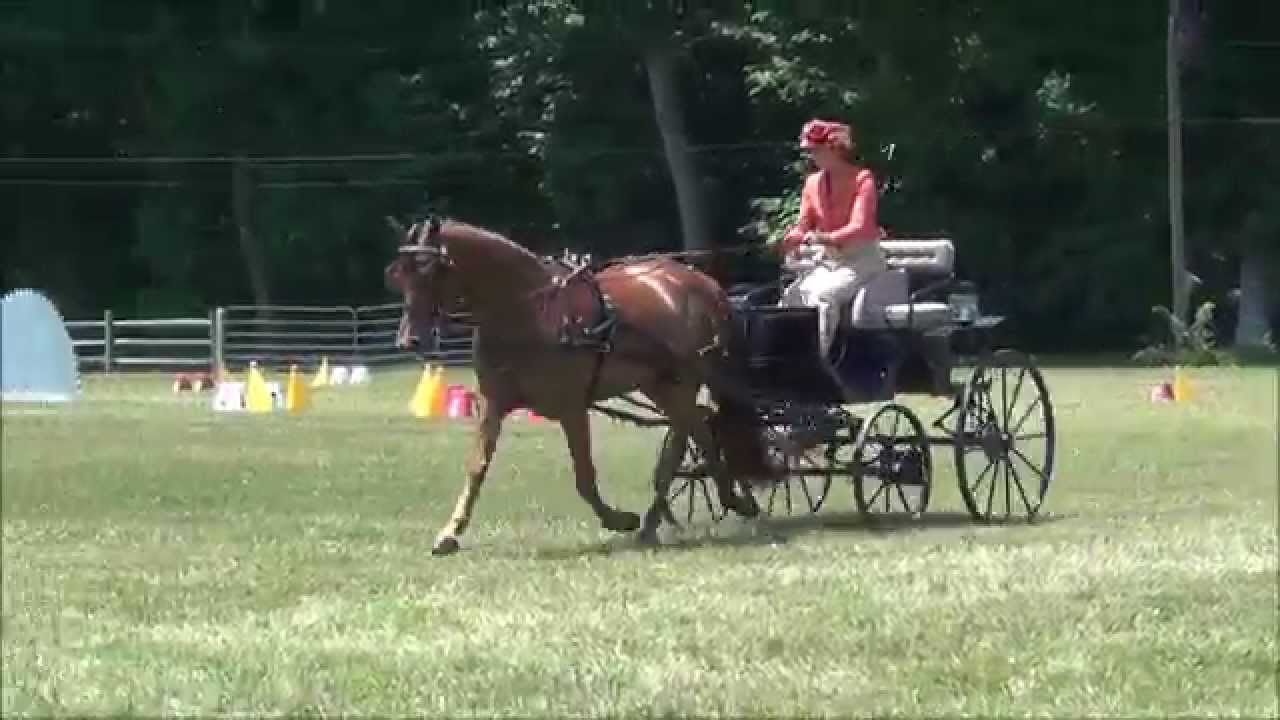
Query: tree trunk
232 158 271 311
1167 0 1190 326
1234 241 1271 348
644 45 712 252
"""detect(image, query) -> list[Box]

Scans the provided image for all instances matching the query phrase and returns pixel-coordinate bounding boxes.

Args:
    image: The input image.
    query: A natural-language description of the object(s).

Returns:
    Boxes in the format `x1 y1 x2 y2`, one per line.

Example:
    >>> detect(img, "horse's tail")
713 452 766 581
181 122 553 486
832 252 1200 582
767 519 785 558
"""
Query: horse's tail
699 314 775 482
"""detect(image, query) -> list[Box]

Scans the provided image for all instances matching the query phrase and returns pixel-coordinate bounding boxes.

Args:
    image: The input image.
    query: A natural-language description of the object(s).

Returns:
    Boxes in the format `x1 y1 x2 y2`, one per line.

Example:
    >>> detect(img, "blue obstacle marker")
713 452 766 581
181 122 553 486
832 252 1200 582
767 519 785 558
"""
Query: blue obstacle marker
1 288 80 403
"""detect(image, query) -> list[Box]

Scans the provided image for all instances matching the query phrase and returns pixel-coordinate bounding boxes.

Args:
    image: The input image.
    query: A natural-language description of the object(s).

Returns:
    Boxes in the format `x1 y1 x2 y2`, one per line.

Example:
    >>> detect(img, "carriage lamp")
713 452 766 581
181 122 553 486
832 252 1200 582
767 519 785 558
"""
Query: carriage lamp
948 282 980 324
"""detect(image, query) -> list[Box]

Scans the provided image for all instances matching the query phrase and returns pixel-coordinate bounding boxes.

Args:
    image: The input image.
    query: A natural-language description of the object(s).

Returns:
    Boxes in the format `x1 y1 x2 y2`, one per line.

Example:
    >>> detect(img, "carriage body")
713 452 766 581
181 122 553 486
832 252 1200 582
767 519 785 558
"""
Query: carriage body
726 238 985 408
661 238 1056 526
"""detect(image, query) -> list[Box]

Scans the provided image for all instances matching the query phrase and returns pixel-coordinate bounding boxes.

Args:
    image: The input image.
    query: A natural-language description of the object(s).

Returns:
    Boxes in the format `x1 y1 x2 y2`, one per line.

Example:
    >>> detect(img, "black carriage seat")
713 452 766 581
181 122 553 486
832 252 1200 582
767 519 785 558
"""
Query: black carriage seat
849 238 956 332
727 305 847 406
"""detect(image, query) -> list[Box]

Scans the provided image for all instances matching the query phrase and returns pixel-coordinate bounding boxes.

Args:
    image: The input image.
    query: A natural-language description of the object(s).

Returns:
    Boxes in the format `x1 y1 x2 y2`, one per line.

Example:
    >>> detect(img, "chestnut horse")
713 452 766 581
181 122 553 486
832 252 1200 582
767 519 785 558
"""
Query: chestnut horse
384 215 773 555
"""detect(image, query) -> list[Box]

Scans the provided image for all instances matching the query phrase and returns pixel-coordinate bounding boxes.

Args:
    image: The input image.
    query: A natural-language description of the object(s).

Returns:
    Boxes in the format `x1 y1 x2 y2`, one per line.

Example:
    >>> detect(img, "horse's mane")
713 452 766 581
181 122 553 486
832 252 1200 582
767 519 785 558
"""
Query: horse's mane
438 219 543 267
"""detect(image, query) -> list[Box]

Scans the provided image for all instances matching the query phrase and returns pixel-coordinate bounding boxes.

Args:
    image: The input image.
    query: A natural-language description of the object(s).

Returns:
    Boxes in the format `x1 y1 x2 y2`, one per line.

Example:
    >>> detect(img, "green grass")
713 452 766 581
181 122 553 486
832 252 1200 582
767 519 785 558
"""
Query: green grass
3 362 1276 717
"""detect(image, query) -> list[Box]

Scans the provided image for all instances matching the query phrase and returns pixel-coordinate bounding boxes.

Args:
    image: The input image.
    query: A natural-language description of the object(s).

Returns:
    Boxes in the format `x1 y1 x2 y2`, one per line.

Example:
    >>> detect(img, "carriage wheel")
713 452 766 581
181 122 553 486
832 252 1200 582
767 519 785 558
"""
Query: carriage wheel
658 427 729 528
852 403 932 518
751 424 834 516
953 349 1056 522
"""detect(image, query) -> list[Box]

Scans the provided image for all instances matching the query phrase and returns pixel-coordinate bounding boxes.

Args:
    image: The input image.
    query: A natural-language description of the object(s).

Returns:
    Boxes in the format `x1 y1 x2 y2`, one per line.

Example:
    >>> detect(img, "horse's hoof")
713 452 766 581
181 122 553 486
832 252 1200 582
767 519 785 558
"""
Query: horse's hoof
636 528 661 547
603 511 641 533
431 535 461 556
731 494 761 519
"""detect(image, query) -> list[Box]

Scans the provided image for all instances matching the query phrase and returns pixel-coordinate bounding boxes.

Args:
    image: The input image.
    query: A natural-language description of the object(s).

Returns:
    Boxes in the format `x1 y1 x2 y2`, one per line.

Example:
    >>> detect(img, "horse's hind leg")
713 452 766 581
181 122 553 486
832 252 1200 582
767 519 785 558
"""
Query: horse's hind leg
690 412 760 520
560 409 641 533
639 420 687 544
432 402 505 556
642 381 757 532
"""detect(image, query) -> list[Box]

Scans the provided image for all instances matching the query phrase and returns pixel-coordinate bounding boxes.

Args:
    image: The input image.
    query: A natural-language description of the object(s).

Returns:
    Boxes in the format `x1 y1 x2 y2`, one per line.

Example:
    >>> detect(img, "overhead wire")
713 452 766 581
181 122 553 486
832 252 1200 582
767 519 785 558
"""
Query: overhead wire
3 115 1276 172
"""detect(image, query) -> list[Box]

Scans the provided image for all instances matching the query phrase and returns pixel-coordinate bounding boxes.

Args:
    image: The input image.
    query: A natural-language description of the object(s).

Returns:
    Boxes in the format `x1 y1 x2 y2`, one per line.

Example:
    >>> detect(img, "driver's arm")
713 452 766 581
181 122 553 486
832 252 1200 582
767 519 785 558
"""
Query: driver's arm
824 169 880 248
782 174 820 251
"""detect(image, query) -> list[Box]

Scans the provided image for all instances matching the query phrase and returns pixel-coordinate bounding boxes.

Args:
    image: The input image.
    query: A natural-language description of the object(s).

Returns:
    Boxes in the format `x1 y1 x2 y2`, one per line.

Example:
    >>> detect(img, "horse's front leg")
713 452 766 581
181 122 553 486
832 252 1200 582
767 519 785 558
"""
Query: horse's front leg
432 401 506 556
560 409 640 533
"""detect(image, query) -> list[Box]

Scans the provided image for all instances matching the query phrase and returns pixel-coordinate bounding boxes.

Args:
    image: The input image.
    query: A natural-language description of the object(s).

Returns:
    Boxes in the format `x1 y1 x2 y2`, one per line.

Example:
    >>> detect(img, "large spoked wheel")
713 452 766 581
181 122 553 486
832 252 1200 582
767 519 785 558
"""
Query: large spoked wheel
852 403 932 518
953 349 1056 522
659 427 728 528
751 424 834 516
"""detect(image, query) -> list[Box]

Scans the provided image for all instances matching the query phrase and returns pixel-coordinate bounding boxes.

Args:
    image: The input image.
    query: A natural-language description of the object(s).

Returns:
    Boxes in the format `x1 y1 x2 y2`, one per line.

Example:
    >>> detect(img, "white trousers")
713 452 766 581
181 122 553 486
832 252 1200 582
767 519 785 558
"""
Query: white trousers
779 245 887 358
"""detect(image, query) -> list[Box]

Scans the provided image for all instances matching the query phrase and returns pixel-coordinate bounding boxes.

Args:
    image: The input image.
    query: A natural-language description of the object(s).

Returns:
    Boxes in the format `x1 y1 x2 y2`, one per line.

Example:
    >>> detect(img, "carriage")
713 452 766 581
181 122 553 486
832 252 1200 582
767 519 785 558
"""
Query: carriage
656 237 1057 528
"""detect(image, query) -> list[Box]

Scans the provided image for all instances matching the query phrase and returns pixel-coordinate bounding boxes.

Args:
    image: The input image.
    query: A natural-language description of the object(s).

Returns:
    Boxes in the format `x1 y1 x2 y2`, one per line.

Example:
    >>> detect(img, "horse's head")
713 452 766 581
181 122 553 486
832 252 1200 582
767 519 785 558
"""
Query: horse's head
383 214 460 351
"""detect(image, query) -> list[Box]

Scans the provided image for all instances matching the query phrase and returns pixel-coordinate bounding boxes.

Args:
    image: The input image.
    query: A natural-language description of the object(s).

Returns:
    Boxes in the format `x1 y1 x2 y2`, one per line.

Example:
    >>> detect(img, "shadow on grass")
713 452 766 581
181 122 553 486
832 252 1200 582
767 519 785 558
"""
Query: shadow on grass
1025 352 1280 370
528 509 1074 561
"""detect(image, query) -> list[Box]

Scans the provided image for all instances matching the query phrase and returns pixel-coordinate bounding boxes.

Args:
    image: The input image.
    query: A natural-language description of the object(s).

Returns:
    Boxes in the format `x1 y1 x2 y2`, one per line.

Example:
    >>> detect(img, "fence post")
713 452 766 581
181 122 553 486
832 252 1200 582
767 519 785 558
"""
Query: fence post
213 307 226 373
207 308 216 372
102 309 114 373
349 306 359 366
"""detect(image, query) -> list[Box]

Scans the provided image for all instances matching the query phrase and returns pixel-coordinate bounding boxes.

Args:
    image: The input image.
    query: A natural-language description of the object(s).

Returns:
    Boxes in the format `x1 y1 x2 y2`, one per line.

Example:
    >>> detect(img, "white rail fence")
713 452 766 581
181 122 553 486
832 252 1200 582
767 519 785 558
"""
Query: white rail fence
65 305 476 372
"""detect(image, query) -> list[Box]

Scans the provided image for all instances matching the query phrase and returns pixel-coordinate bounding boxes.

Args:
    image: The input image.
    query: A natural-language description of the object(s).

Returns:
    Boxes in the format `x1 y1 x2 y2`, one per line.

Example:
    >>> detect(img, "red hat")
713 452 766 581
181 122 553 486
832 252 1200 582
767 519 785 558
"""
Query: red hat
800 119 852 149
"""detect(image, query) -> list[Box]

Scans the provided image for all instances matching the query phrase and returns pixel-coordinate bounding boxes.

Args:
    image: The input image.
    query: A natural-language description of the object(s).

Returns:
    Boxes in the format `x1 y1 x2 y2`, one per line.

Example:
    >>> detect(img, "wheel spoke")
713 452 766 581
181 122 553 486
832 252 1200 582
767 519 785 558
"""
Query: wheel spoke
895 481 913 513
1011 446 1050 493
1000 366 1010 431
1010 394 1043 437
668 477 691 500
1006 456 1035 516
1003 459 1011 518
978 382 998 420
800 476 815 511
867 478 887 508
984 459 997 517
700 479 717 517
1004 366 1027 429
970 457 996 496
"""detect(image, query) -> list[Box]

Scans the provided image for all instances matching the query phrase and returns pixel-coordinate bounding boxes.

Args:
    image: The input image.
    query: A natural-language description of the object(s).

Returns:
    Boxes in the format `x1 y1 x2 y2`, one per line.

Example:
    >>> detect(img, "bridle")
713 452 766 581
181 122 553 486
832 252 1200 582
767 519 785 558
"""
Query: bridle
395 215 454 351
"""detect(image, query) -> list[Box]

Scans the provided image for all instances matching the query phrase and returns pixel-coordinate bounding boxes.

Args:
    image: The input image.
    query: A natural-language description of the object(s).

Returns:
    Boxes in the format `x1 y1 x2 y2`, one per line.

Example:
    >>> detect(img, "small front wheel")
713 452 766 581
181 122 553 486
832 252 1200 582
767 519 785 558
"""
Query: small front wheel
751 424 834 516
658 427 728 528
852 403 932 518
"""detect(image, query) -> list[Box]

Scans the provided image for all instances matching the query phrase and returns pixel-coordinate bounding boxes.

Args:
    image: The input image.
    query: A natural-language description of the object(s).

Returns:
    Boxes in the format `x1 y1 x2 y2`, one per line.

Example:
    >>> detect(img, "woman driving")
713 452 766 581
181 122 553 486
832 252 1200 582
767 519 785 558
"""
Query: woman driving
777 118 888 366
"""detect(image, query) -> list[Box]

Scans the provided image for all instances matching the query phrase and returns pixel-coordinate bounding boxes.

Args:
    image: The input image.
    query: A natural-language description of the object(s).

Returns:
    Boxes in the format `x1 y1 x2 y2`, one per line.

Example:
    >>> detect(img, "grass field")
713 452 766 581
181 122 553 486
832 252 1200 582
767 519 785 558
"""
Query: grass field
3 362 1276 717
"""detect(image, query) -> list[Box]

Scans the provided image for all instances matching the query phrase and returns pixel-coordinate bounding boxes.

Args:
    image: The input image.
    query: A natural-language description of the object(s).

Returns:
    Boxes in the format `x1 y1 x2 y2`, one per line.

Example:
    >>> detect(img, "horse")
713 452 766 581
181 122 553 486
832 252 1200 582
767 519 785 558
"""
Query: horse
383 214 776 555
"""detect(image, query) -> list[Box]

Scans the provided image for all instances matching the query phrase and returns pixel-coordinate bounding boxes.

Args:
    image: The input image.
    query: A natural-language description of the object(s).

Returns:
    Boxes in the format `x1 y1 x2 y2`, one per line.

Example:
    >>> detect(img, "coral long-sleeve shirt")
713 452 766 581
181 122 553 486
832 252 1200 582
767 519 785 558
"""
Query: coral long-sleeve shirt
786 167 883 250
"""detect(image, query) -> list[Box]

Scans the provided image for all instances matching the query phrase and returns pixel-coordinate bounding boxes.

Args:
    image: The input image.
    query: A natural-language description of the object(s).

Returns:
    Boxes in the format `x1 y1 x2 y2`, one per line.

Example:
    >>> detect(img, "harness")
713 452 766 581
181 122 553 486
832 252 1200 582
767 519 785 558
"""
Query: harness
540 256 621 405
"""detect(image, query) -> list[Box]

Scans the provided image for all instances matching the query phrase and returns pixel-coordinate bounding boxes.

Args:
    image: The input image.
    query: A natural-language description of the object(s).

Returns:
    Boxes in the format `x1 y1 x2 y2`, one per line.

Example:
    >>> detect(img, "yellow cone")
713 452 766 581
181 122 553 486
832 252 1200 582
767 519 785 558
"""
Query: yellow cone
410 364 439 418
311 356 330 388
431 368 450 417
285 364 311 413
1173 365 1193 402
245 362 274 413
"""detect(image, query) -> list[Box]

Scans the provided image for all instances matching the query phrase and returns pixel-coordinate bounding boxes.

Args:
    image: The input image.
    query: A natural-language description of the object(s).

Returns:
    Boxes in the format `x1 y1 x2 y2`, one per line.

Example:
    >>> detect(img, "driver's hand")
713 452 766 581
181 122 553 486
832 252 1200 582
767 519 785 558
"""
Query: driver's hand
780 232 802 254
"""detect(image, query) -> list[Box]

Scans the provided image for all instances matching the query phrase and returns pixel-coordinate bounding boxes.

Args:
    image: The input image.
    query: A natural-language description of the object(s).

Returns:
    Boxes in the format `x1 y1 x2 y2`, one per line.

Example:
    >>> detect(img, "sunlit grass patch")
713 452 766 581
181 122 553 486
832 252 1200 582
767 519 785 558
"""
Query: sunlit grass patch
3 364 1276 716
